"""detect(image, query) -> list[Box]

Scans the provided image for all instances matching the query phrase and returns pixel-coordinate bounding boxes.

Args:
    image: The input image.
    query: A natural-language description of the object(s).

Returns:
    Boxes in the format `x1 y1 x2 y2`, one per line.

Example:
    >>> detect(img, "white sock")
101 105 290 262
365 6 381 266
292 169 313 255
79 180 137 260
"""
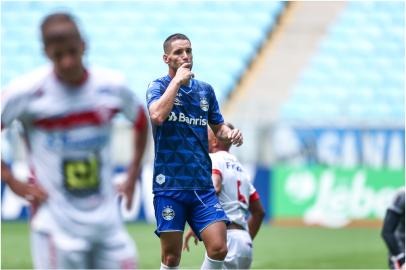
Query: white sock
201 253 224 270
160 262 179 270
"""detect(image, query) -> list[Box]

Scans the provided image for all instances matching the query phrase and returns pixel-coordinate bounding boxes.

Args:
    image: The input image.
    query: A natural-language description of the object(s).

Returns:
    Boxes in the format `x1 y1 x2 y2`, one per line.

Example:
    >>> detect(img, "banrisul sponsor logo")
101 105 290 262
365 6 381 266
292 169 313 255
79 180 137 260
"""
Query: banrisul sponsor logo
167 112 207 126
283 169 399 228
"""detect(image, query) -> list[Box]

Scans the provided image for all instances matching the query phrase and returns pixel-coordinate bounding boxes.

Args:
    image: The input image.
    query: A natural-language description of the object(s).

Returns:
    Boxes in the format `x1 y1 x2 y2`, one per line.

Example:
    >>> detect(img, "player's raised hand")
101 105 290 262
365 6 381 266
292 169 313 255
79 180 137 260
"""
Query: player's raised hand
175 62 194 86
228 128 243 147
183 229 199 252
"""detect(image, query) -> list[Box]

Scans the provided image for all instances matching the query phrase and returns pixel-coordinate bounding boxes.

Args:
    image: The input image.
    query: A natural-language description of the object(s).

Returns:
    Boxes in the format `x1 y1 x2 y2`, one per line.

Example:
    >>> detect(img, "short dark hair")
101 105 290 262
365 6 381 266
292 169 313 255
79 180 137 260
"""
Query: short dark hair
224 122 235 130
41 12 81 46
163 33 190 53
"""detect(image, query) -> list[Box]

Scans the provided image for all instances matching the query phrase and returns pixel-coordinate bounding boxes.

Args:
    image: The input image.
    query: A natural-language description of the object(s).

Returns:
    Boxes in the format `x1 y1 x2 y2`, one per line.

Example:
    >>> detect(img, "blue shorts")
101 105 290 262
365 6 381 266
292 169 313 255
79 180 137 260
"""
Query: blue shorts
153 189 229 240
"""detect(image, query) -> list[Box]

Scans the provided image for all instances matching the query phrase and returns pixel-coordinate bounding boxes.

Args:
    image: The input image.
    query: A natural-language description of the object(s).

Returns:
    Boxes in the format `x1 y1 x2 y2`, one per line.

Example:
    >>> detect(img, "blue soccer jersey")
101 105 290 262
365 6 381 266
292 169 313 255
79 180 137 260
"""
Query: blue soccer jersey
146 75 224 192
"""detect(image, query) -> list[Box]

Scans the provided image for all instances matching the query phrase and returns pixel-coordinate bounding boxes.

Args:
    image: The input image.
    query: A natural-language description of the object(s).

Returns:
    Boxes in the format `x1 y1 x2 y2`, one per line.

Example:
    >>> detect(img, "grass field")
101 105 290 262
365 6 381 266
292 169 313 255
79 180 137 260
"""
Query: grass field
1 222 388 269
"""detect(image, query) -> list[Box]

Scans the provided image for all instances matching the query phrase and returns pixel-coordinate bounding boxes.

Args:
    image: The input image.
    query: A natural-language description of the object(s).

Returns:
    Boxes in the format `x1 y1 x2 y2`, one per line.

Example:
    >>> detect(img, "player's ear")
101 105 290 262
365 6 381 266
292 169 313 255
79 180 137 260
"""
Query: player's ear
163 54 169 64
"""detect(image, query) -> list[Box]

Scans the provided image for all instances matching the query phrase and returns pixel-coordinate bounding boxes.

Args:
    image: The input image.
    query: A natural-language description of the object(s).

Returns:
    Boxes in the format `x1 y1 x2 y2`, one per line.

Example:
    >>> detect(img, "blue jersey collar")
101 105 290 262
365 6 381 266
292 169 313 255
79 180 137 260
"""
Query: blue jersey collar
165 74 194 92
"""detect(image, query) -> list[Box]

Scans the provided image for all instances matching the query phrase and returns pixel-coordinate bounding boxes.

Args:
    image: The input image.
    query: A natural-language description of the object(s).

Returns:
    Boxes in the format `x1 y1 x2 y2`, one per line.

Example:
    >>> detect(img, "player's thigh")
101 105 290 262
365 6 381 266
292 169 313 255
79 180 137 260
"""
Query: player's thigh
200 221 227 252
224 230 253 269
187 189 229 240
93 228 138 269
159 231 184 258
153 194 186 260
153 194 187 236
31 230 89 269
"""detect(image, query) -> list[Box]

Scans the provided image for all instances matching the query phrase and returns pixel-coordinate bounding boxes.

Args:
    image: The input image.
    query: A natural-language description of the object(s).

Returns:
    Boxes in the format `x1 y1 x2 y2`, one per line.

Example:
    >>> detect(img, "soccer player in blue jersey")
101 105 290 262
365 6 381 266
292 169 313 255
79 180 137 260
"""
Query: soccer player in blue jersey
146 33 243 270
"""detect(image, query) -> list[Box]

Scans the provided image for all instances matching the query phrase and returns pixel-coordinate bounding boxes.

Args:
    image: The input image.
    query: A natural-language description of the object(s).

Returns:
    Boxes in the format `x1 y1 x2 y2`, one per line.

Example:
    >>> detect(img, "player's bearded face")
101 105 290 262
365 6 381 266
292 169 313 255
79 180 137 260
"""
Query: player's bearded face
166 39 193 71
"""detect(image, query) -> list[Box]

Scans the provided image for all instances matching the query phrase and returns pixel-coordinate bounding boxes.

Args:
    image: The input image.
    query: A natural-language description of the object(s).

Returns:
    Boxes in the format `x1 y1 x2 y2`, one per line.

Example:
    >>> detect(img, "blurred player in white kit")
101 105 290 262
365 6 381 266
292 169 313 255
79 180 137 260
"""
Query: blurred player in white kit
1 12 148 269
184 123 265 269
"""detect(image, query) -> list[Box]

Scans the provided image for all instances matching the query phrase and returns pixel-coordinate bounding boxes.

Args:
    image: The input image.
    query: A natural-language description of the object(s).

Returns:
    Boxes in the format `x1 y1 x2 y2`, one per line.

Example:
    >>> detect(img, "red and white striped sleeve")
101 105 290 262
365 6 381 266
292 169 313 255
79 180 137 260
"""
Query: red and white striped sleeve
249 183 260 203
210 153 223 178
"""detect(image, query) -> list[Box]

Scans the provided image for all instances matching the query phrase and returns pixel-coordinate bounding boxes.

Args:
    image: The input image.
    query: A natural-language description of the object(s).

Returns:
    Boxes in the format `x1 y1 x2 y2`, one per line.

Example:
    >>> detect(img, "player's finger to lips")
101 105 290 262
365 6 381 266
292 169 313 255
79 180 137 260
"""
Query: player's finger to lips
181 62 191 69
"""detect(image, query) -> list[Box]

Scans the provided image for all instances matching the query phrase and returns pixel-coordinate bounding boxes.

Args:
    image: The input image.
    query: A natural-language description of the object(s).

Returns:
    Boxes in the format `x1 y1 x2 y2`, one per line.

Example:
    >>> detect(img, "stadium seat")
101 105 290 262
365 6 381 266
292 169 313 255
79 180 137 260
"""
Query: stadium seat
282 1 404 124
1 1 286 104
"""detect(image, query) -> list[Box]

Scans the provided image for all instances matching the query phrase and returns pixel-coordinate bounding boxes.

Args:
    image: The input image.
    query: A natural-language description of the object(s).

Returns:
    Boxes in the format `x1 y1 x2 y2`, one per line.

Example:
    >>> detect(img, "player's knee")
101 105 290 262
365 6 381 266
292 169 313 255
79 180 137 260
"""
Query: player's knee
162 254 180 267
207 243 228 260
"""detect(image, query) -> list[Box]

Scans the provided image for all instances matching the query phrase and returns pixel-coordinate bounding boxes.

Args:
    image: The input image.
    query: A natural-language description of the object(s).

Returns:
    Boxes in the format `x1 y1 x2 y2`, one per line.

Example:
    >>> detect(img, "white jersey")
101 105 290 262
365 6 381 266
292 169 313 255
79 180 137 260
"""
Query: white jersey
1 65 144 237
210 151 260 231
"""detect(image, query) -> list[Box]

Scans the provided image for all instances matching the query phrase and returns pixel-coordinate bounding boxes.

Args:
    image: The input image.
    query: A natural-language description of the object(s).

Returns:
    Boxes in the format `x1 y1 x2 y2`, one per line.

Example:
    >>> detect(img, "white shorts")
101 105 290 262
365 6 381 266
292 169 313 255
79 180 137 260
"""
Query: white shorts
223 229 253 269
31 225 138 269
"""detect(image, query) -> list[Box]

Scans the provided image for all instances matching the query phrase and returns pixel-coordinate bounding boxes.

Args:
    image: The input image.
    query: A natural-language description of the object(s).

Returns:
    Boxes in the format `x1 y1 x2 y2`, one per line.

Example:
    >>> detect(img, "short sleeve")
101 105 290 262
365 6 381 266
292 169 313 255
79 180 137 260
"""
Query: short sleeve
208 85 224 125
1 85 31 128
210 153 224 177
146 80 164 108
119 86 144 123
249 183 260 203
1 65 50 128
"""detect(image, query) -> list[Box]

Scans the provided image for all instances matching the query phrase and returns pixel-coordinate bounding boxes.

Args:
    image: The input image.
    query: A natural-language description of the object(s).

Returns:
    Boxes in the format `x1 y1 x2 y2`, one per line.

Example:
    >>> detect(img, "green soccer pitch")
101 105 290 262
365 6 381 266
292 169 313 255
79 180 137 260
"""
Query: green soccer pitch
1 222 388 269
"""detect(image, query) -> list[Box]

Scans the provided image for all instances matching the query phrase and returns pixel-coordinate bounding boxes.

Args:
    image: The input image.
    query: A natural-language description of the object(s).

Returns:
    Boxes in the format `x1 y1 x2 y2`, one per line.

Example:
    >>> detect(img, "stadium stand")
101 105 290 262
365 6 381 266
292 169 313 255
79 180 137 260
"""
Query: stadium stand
2 1 404 236
280 1 404 125
1 1 286 104
223 1 347 164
